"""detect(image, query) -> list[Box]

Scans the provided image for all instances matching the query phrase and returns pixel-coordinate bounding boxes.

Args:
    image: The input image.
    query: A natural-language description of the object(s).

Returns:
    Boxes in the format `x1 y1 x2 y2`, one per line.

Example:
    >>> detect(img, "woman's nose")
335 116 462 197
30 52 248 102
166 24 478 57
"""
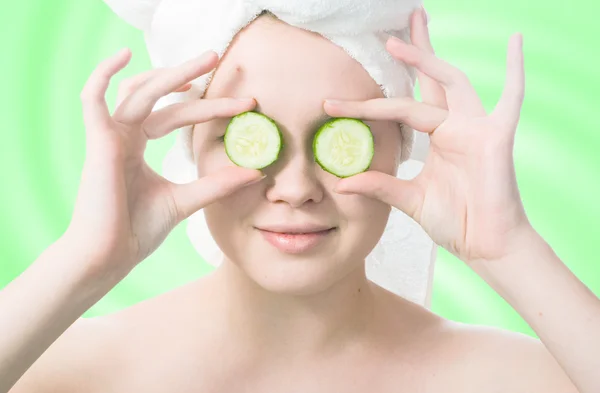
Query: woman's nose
264 151 325 208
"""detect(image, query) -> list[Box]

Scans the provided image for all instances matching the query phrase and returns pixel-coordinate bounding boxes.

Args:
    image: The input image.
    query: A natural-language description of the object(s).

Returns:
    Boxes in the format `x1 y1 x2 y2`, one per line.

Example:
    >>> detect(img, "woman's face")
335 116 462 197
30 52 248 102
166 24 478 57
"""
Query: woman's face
193 15 404 295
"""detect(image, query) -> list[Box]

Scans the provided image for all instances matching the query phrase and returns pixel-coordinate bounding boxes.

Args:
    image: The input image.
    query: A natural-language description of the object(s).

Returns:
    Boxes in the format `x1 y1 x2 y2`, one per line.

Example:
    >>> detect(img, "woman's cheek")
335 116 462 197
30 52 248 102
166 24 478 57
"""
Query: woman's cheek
335 193 391 259
195 143 233 177
373 143 400 175
368 121 403 175
335 192 391 224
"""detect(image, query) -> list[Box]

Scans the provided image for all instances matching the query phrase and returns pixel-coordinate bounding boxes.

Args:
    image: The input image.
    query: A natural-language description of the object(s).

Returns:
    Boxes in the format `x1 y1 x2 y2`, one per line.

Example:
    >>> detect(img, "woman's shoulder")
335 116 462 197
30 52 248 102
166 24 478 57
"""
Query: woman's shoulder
378 290 577 393
10 317 126 393
428 320 578 393
51 283 209 391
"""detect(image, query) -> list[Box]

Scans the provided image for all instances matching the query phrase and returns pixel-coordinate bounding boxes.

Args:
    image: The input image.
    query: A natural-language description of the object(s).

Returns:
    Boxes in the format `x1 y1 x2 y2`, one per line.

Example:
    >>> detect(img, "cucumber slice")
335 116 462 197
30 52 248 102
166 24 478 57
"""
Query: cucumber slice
225 111 283 170
313 118 374 178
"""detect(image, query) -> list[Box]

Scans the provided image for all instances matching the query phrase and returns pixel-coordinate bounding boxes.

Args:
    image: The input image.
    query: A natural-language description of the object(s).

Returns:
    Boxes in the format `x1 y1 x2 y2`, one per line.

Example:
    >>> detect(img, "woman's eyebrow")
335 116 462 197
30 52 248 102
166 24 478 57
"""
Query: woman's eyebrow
252 108 333 130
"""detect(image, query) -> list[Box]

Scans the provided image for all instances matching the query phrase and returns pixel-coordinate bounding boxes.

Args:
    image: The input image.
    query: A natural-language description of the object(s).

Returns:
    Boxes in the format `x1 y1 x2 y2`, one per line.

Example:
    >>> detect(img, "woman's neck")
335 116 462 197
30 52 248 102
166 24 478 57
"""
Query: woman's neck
206 257 381 356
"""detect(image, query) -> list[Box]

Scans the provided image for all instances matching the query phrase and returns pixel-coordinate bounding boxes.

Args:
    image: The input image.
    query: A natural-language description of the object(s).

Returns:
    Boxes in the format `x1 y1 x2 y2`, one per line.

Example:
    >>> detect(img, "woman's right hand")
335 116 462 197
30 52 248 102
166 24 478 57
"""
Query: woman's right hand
65 48 264 280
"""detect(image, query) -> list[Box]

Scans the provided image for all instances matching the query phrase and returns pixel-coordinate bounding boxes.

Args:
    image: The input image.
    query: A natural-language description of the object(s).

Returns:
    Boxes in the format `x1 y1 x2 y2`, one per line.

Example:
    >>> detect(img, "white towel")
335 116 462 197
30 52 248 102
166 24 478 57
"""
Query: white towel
103 0 437 307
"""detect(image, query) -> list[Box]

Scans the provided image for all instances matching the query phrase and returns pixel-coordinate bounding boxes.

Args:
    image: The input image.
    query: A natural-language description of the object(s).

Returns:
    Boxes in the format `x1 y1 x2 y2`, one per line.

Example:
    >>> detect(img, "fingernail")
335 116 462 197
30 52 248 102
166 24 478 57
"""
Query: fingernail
421 6 430 24
236 97 255 103
334 187 352 195
245 175 266 186
518 33 524 48
325 99 341 105
387 35 405 49
174 83 192 92
115 47 129 57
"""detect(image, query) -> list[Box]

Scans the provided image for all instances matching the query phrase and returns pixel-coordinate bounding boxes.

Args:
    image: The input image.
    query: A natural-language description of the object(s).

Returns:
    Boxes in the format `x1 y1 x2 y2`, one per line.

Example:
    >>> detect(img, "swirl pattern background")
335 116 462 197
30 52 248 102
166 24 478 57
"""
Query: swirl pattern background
0 0 598 336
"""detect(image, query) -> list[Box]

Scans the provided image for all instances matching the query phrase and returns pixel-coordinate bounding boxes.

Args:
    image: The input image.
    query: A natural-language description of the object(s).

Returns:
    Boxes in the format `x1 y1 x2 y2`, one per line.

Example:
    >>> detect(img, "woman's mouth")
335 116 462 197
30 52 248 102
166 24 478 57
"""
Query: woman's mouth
256 228 336 254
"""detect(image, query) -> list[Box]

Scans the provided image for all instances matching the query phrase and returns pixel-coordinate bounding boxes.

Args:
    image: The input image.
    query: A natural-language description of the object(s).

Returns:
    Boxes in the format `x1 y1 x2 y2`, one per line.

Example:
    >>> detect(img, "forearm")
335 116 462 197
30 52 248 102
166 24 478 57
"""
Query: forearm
0 235 119 392
472 227 600 393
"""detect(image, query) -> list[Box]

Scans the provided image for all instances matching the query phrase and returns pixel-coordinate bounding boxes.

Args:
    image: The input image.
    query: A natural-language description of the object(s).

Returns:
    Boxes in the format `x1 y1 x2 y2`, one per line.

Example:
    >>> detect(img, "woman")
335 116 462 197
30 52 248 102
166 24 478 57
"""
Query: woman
1 3 597 393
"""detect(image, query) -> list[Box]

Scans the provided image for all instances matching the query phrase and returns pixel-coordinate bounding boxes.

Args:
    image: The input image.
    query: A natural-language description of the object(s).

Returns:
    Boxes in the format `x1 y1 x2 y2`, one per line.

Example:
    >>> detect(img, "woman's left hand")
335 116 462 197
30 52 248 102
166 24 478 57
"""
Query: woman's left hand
324 7 533 265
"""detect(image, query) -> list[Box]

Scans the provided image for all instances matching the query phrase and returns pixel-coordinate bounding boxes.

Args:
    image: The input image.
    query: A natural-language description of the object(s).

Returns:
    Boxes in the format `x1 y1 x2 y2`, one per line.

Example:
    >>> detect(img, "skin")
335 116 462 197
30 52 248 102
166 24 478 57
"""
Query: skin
193 14 402 298
8 8 589 393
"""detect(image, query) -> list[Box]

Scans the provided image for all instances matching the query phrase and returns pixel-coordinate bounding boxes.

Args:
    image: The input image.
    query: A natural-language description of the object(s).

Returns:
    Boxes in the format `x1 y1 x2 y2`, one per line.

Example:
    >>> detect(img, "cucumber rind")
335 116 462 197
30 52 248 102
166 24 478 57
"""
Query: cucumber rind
313 118 374 178
224 111 283 170
225 113 373 177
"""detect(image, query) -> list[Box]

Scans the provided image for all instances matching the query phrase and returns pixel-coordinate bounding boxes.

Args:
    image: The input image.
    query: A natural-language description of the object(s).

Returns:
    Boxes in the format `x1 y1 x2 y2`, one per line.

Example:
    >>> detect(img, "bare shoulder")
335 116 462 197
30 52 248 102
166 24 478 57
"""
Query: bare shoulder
9 316 125 393
11 280 207 393
443 321 579 393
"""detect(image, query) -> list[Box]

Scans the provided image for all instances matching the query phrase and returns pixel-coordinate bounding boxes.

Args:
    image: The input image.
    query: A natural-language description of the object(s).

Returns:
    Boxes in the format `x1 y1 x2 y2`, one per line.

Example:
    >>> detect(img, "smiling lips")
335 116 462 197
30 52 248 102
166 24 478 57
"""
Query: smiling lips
257 227 336 254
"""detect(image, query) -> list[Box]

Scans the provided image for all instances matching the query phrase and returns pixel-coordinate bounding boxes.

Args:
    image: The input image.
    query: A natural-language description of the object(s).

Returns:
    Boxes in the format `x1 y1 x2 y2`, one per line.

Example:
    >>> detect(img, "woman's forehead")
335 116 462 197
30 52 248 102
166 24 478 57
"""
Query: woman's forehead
203 16 385 104
193 16 401 148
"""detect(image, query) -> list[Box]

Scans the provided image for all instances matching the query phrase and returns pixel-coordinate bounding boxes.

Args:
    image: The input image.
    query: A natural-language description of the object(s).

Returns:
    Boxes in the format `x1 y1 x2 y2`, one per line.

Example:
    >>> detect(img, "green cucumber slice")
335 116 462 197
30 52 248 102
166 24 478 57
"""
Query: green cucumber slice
225 111 283 170
313 118 374 178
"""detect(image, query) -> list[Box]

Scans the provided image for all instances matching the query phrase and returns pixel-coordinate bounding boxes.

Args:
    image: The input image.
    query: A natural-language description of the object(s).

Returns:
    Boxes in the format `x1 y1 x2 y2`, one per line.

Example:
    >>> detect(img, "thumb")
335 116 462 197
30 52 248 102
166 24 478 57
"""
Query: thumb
334 171 423 220
169 166 266 221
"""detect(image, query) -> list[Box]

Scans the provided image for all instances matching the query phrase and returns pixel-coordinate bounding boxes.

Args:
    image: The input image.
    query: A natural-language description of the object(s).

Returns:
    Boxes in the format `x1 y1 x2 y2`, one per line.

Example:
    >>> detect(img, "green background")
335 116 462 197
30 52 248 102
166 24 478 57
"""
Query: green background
0 1 598 337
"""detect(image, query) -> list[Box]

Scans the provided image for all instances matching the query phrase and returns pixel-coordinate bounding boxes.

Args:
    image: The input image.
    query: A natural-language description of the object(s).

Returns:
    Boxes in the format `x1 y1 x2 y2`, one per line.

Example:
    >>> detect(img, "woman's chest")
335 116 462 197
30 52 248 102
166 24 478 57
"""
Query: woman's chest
108 348 468 393
98 311 475 393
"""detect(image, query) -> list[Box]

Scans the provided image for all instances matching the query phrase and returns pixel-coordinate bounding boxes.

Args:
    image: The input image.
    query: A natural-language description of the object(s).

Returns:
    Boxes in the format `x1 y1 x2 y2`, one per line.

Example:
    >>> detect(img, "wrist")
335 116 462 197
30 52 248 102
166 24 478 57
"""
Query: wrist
50 233 130 296
468 225 558 295
473 223 543 265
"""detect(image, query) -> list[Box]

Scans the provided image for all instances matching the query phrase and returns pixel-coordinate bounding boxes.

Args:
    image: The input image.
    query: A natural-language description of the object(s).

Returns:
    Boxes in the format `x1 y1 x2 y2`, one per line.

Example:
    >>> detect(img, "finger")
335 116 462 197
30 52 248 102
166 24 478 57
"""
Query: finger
410 7 448 109
142 97 256 140
115 68 163 109
334 171 423 221
169 166 266 221
386 37 487 117
113 50 219 125
174 83 193 92
490 34 525 130
81 48 132 131
323 97 448 134
115 69 191 109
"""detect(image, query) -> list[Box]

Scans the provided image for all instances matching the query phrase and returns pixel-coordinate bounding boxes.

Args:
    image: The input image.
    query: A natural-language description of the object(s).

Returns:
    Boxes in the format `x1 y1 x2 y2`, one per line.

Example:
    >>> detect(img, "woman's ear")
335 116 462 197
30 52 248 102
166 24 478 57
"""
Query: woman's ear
102 0 164 31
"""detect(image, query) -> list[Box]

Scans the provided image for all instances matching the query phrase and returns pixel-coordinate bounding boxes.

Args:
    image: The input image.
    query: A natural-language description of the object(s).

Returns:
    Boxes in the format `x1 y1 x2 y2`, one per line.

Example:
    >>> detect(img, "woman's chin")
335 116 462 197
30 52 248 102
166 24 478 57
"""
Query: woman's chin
242 255 358 296
252 272 340 296
218 228 369 295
